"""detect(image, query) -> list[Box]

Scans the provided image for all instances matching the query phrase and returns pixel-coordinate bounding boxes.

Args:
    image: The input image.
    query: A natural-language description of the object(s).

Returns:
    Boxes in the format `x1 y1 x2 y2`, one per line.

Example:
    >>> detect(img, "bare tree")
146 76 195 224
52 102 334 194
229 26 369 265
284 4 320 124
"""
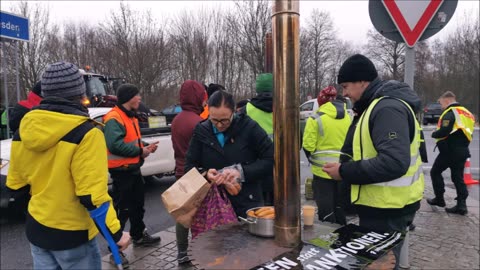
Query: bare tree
98 3 175 108
227 0 272 94
300 9 336 100
169 8 213 83
9 1 54 95
364 29 405 80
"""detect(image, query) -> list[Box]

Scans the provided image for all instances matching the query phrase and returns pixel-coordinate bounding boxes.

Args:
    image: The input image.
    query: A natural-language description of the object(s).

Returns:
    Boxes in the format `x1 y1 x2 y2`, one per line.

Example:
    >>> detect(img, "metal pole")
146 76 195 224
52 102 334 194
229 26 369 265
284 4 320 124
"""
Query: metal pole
399 45 415 269
272 0 301 248
15 40 20 102
2 42 11 138
404 46 415 88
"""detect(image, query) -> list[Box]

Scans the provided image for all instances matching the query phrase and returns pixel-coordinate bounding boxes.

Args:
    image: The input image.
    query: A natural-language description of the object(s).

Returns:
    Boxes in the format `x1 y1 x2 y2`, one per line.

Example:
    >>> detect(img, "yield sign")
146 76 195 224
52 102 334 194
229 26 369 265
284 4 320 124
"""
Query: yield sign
382 0 444 47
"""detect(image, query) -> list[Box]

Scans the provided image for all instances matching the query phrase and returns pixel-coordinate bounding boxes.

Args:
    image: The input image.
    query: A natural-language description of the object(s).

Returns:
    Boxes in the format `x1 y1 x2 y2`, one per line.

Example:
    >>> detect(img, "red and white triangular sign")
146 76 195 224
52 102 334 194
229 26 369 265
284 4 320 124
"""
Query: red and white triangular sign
382 0 444 47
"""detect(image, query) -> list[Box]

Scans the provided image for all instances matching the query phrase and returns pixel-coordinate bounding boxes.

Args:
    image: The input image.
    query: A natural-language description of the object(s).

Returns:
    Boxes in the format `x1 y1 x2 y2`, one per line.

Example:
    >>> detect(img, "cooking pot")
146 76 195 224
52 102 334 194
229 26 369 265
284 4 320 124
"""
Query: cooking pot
238 207 274 238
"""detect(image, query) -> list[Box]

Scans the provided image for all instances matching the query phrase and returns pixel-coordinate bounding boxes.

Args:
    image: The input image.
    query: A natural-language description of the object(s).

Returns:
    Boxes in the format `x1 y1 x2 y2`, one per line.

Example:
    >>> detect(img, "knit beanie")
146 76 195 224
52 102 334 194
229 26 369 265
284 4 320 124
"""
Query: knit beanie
337 54 378 84
32 81 42 97
117 84 140 104
317 86 337 106
41 61 86 98
207 83 226 98
256 73 273 93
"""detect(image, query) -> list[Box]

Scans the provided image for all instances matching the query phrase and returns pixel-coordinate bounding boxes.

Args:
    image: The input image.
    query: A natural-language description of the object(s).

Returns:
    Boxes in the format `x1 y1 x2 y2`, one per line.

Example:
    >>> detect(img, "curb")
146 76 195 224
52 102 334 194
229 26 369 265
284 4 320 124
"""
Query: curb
423 166 480 176
421 126 480 131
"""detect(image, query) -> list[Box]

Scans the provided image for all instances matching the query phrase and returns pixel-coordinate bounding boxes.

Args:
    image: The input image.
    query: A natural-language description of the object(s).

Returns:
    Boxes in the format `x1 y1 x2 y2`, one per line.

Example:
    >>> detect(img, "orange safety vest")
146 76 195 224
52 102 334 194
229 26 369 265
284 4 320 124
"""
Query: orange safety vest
200 105 209 120
103 106 143 169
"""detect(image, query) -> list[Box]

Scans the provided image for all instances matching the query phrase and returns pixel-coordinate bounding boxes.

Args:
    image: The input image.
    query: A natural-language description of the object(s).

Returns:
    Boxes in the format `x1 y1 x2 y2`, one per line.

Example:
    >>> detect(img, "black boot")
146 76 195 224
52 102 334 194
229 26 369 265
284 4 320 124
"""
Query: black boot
445 200 468 215
427 197 446 207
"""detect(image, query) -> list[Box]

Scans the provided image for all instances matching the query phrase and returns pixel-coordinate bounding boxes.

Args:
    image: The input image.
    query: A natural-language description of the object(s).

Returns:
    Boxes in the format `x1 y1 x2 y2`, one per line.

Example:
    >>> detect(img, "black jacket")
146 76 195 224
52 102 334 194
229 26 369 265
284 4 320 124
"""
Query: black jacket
9 104 30 133
185 113 274 218
339 78 422 217
432 103 471 160
239 92 274 194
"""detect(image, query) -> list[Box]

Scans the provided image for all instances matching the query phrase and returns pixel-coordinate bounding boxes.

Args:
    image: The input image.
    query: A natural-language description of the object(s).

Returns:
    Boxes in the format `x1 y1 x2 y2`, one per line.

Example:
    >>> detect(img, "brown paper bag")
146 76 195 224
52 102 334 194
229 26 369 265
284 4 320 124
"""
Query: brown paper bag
161 168 211 228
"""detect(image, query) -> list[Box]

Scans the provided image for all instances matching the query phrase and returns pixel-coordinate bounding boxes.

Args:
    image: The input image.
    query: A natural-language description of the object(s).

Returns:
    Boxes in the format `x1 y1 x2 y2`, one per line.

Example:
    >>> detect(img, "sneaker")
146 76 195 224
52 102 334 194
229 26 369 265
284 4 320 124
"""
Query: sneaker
109 251 129 269
177 252 191 264
133 230 161 247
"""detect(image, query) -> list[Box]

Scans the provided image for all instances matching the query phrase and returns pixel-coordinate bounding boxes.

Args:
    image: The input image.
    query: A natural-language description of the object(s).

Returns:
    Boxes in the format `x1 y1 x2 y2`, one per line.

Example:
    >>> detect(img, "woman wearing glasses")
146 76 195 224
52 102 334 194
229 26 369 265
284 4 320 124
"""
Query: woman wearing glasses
185 90 274 218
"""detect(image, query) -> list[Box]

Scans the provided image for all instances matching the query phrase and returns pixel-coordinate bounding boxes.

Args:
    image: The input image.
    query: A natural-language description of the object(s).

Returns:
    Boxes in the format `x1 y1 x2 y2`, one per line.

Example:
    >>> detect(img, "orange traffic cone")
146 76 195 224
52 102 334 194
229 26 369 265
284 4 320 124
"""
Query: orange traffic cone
464 158 479 185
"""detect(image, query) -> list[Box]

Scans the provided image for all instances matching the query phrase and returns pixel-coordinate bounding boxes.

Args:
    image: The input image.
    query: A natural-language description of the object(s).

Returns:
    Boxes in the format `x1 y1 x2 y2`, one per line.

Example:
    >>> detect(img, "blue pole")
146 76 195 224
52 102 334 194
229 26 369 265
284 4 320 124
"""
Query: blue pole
89 202 123 270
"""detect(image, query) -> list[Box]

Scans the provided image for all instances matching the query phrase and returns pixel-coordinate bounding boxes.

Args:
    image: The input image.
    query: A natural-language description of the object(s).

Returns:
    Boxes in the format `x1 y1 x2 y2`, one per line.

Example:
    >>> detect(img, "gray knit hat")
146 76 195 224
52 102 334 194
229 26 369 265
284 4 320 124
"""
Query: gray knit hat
41 61 86 98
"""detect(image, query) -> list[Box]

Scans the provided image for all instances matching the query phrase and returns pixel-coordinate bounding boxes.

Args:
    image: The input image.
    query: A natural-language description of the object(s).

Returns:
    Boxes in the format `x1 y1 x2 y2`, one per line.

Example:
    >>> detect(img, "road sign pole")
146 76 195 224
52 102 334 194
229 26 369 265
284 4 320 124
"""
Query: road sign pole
404 46 415 88
399 45 415 270
2 42 11 138
15 40 20 102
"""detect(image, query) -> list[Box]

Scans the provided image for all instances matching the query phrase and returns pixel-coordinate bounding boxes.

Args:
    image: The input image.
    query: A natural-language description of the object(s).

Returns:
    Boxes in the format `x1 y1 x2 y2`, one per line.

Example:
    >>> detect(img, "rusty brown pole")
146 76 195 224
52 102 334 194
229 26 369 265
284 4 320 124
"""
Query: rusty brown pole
272 0 301 248
264 33 273 73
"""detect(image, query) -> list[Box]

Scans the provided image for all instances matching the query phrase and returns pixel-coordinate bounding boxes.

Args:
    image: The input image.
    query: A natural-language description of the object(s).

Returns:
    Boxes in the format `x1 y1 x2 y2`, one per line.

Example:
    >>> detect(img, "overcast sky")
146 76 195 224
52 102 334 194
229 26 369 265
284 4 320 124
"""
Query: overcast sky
2 1 479 44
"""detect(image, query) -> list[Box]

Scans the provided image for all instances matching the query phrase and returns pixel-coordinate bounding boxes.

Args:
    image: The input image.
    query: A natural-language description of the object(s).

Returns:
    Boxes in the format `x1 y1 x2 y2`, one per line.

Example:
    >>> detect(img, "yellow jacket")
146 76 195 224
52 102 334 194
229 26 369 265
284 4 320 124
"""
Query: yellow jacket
303 100 351 178
7 104 121 250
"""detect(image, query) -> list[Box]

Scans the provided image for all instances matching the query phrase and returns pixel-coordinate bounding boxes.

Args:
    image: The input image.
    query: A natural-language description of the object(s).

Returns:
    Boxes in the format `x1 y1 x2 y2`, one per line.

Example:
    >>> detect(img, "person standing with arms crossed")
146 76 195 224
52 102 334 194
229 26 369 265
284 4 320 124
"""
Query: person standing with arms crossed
302 86 351 225
7 61 130 269
104 84 160 267
427 91 475 215
323 54 424 270
171 80 207 264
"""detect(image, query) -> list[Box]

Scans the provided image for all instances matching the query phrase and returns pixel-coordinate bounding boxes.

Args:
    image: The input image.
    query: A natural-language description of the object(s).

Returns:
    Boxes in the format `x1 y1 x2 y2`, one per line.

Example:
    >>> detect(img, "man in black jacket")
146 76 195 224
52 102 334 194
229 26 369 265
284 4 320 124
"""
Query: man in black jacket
323 54 424 270
427 91 475 215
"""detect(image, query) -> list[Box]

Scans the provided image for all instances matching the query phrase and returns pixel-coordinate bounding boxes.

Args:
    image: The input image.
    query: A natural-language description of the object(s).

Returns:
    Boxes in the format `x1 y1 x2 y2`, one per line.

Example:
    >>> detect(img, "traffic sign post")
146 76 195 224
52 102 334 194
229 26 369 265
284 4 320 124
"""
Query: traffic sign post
382 0 444 48
1 10 29 139
1 11 29 42
369 0 458 268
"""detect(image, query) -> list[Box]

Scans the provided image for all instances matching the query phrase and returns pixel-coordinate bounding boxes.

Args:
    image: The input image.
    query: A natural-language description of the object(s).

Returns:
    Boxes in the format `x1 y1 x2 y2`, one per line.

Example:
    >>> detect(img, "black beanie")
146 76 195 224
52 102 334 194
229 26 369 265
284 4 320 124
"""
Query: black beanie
117 83 139 104
337 54 378 84
32 81 42 97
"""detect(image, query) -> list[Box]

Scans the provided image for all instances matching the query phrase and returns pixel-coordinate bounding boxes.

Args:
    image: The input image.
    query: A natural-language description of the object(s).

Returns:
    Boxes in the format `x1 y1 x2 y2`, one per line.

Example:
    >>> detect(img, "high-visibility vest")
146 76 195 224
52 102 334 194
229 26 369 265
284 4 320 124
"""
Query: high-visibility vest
246 103 273 141
436 106 475 142
304 101 350 178
104 106 143 169
351 97 424 209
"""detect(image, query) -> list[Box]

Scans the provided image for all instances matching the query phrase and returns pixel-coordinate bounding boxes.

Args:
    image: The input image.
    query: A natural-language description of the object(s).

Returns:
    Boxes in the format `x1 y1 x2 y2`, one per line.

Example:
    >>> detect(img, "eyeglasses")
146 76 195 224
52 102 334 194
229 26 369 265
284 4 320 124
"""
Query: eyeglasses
210 113 233 126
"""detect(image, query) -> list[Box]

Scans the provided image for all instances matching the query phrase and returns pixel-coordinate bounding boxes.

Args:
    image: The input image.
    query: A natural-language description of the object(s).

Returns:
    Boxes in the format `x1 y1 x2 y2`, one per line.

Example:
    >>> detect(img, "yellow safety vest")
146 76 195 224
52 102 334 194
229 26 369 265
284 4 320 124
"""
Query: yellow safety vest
303 101 351 178
246 103 273 141
436 106 475 142
351 97 424 208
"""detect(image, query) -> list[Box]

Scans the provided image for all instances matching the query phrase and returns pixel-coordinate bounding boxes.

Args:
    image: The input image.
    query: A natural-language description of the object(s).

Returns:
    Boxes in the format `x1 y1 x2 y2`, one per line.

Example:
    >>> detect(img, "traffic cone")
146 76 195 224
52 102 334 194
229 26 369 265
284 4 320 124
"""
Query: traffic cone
464 158 479 185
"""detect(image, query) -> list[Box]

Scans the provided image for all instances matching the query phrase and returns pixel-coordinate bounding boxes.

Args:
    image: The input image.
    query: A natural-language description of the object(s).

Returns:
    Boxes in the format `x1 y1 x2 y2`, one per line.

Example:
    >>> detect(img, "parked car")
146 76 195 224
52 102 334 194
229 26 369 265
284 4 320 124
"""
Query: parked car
160 104 182 125
1 107 175 219
423 102 442 125
300 98 353 134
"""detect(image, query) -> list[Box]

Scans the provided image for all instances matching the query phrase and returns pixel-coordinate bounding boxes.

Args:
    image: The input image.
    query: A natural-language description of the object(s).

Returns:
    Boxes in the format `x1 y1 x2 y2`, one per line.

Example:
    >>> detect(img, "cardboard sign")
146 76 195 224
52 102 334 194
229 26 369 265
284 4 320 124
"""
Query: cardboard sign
253 224 404 270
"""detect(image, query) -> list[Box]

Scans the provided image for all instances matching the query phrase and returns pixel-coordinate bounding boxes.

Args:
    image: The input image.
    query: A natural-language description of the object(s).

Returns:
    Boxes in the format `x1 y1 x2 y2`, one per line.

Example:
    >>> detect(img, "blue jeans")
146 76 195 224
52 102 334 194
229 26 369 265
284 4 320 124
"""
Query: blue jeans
30 237 101 270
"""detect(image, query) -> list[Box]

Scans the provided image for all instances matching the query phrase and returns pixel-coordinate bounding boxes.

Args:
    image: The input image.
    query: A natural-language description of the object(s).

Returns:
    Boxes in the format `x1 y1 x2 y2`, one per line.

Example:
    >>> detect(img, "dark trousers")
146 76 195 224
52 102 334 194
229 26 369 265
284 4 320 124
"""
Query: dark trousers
176 223 189 255
111 170 146 240
312 175 346 225
430 153 468 200
359 212 416 270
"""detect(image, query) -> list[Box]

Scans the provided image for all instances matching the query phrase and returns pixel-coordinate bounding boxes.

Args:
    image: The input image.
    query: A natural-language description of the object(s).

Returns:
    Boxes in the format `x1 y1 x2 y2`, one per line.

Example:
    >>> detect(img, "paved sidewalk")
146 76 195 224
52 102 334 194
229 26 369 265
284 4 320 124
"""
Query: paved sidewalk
102 176 479 270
